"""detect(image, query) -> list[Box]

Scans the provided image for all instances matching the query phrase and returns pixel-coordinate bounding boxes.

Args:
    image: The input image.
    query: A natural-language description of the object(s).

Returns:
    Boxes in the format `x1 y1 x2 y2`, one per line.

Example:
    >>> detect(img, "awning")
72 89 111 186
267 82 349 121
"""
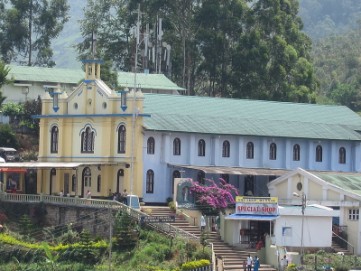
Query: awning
225 214 279 221
0 162 123 169
169 164 289 176
0 168 27 173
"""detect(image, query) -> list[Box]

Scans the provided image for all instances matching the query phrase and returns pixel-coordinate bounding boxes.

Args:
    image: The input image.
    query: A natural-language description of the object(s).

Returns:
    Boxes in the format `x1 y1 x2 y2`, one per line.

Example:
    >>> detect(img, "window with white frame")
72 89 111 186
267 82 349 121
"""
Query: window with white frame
83 167 91 187
246 142 254 159
81 126 95 153
118 125 126 153
316 145 323 162
173 138 181 155
348 209 359 220
146 170 154 193
50 126 58 153
198 139 205 156
269 143 277 160
147 137 155 154
339 147 346 164
293 144 300 161
222 140 230 157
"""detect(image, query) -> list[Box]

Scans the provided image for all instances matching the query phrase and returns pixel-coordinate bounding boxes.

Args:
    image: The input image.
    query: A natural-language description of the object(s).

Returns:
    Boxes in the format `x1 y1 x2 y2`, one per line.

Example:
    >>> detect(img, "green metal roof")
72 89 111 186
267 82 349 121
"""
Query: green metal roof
5 65 185 91
313 172 361 196
117 72 185 91
7 65 84 84
143 94 361 140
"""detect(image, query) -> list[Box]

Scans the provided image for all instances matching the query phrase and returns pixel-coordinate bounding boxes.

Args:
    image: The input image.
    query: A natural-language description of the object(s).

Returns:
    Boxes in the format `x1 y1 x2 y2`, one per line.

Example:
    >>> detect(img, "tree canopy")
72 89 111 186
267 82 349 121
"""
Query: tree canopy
0 60 9 106
78 0 317 102
0 0 69 67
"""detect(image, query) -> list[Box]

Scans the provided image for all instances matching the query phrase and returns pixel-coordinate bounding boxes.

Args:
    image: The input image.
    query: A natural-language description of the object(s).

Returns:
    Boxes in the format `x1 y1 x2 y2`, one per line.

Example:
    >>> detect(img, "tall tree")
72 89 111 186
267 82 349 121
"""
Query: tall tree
78 0 132 70
232 0 317 102
194 0 246 97
0 60 9 106
0 0 69 67
78 0 317 102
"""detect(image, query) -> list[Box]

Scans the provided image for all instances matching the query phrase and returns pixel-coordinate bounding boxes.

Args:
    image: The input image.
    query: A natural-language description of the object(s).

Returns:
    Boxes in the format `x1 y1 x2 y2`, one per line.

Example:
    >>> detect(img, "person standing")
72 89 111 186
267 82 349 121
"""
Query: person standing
200 214 206 231
246 254 253 271
86 190 91 199
122 189 128 204
280 255 288 271
253 256 260 271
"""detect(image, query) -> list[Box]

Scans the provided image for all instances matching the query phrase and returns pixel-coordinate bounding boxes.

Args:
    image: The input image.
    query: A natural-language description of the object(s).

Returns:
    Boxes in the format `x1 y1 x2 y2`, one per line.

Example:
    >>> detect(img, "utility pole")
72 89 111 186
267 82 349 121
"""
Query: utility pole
108 204 113 270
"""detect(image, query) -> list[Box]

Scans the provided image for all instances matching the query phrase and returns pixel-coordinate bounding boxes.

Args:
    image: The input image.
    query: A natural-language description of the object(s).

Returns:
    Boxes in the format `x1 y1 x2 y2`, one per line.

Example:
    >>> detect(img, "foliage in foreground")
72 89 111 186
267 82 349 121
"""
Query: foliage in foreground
0 214 211 271
287 250 361 271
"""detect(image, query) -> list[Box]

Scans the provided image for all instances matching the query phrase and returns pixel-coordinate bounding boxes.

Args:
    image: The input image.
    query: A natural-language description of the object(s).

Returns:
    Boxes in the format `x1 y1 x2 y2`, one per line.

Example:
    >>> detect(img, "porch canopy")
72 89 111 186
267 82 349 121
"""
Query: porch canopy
0 162 122 170
169 164 289 176
225 214 279 221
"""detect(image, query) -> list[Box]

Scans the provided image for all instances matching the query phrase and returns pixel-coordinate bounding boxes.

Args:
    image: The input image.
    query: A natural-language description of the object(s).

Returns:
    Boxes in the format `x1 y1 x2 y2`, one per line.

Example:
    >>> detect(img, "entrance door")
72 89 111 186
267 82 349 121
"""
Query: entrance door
117 169 124 194
64 173 70 194
25 170 37 194
81 167 91 197
50 168 56 195
172 170 180 195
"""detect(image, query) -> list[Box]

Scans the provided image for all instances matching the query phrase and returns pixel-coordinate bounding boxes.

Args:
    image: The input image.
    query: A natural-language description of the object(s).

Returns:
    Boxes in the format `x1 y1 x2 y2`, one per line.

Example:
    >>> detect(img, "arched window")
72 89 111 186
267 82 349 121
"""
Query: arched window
198 139 205 156
173 138 181 155
339 147 346 164
118 125 126 153
146 170 154 193
293 144 300 161
97 175 101 192
81 126 94 153
222 140 230 157
246 142 254 159
50 126 58 153
316 145 322 162
83 167 91 187
269 143 277 160
71 174 76 192
147 137 155 154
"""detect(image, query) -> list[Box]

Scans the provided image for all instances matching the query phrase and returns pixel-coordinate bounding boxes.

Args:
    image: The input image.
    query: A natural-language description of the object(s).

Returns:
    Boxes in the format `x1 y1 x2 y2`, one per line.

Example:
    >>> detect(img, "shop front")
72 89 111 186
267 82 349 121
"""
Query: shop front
224 196 279 248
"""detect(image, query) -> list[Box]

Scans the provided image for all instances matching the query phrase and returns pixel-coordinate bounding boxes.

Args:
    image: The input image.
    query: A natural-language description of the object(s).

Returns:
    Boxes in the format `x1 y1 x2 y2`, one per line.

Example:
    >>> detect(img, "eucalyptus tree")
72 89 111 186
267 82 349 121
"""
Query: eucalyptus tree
0 60 9 106
78 0 132 70
78 0 317 102
232 0 317 102
0 0 69 67
194 0 247 97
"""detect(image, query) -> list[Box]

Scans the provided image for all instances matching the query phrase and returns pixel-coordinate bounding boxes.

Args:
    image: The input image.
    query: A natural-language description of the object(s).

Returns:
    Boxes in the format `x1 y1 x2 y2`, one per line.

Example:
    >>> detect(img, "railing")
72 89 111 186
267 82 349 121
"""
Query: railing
0 192 199 241
332 231 354 255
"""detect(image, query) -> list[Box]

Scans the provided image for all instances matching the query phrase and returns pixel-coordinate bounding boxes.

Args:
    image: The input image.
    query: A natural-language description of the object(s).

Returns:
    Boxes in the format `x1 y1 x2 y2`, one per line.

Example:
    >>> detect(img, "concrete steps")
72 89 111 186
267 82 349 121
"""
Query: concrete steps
146 207 277 271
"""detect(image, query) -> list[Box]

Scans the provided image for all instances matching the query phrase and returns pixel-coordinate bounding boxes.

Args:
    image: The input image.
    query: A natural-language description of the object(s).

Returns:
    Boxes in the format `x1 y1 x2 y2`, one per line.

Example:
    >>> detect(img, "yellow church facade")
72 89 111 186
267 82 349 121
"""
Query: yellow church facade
35 60 145 199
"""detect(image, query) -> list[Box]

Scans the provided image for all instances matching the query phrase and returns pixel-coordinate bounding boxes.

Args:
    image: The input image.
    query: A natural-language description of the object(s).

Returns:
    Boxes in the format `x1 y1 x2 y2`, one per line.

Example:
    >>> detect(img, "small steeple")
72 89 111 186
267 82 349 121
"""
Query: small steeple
82 31 103 83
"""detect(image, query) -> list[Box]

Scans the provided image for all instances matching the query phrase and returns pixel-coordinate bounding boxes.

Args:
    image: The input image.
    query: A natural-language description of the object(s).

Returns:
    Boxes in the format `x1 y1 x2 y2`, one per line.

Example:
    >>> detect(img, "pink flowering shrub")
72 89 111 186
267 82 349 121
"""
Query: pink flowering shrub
189 178 239 213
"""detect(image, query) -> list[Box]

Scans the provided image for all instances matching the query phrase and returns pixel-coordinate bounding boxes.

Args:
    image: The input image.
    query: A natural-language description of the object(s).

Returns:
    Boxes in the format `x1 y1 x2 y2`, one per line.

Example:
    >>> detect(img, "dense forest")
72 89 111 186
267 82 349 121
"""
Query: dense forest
1 0 361 110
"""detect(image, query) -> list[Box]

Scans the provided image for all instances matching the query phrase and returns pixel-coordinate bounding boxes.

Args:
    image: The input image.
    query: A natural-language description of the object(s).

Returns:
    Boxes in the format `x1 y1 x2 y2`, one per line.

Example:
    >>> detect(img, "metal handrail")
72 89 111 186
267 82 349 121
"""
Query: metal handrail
0 192 199 240
332 231 354 255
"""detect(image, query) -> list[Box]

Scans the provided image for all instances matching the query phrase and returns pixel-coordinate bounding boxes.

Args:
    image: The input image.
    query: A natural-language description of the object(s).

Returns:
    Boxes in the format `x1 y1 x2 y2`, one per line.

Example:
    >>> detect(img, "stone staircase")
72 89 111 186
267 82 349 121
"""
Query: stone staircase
331 240 352 255
146 207 277 271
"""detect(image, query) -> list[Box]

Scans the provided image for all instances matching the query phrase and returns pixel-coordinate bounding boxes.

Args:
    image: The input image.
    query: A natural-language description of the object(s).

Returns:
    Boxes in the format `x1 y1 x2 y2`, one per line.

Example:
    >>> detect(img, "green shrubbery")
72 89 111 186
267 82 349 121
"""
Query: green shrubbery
181 259 211 270
0 209 212 270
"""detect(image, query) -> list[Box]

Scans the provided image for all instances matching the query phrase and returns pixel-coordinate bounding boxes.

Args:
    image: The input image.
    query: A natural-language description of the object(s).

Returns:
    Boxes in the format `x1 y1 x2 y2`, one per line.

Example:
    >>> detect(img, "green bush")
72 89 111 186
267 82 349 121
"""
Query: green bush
285 263 297 271
181 259 210 270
